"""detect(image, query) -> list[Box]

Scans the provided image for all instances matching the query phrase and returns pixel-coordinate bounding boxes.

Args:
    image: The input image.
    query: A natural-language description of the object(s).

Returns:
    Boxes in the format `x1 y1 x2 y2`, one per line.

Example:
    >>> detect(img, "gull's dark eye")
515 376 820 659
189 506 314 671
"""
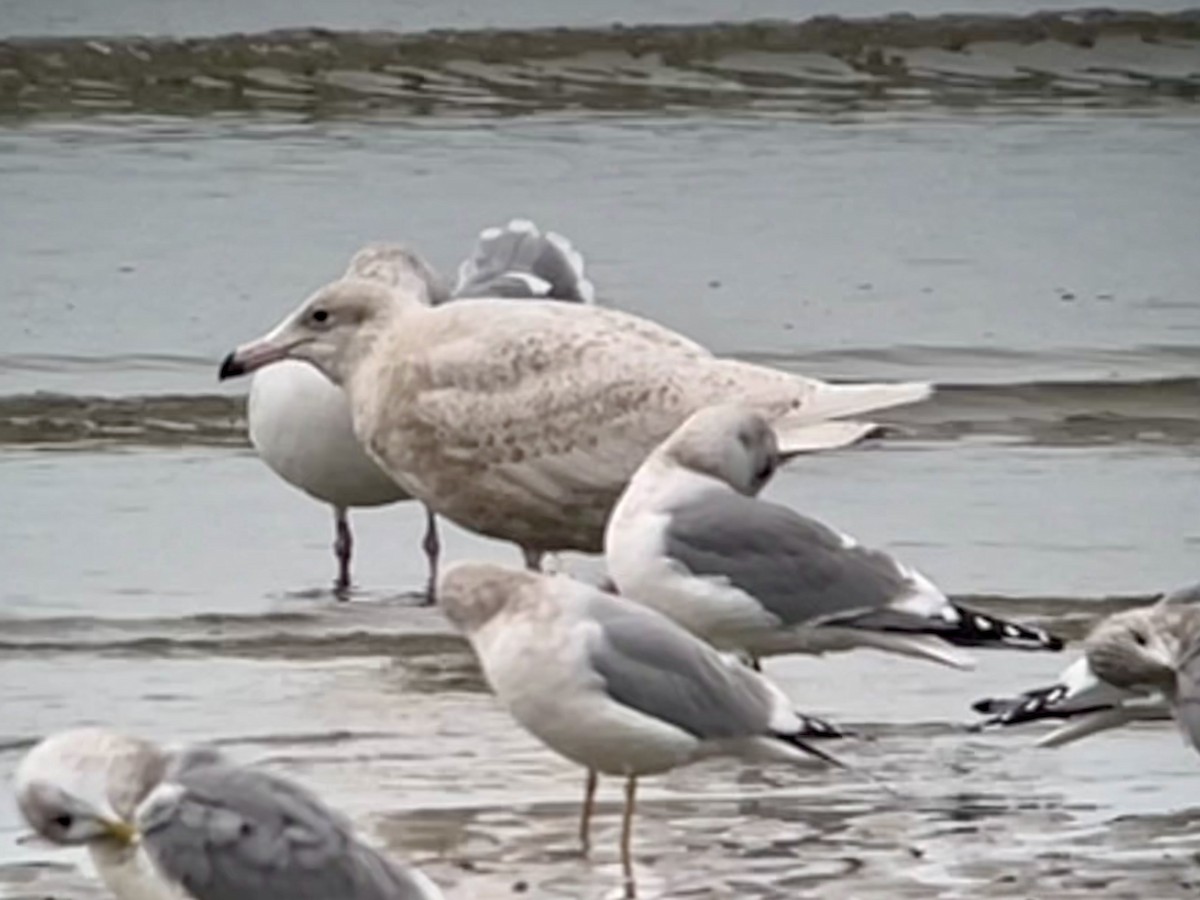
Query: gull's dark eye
311 308 329 324
1132 631 1148 647
52 814 73 830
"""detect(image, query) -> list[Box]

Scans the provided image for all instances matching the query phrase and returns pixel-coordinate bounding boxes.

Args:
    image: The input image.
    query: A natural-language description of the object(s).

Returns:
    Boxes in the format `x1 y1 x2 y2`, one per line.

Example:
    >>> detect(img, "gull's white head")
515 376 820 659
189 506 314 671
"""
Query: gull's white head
659 405 780 496
438 561 539 634
218 243 438 386
1085 606 1187 693
14 728 165 848
342 243 448 300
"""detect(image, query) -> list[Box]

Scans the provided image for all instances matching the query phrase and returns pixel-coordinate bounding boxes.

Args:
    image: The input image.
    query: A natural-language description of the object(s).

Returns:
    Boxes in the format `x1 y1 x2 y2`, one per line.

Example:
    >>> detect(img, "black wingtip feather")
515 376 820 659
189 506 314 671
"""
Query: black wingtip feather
942 604 1065 652
794 713 846 739
775 730 851 770
968 684 1110 732
770 713 852 768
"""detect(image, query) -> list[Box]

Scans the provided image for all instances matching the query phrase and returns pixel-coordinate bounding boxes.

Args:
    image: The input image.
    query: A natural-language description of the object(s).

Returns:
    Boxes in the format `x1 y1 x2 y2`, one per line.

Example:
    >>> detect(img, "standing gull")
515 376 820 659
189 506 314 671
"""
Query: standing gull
606 405 1064 669
972 583 1200 752
14 728 443 900
218 253 932 569
437 561 848 892
245 219 595 599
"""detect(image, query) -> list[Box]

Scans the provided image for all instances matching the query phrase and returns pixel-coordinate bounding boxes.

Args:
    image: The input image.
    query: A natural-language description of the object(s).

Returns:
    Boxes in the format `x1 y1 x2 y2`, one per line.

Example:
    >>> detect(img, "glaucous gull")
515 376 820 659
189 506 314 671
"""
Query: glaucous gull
218 250 931 569
241 219 594 599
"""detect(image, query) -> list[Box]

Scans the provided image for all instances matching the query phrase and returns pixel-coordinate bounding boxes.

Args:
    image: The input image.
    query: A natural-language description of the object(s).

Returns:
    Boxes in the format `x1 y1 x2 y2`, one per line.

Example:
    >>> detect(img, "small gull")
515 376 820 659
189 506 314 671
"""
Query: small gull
606 405 1064 669
14 728 184 900
218 252 932 570
244 219 595 599
15 727 443 900
972 583 1200 752
437 560 849 892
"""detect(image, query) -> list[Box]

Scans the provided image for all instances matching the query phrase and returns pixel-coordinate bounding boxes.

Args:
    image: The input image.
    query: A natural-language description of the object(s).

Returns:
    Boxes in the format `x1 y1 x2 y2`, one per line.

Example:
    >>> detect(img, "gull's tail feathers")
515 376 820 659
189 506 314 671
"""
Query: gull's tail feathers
773 419 885 455
792 713 846 740
798 380 934 424
453 218 596 305
772 729 852 770
846 603 1063 654
971 683 1080 728
935 603 1065 652
970 656 1149 735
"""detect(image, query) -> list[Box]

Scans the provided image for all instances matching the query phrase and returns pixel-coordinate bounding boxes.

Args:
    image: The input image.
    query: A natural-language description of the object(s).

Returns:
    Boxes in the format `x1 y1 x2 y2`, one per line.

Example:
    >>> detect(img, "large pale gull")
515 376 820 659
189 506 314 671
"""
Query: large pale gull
243 219 596 598
217 253 932 568
437 561 849 892
606 405 1064 669
14 727 442 900
971 583 1200 753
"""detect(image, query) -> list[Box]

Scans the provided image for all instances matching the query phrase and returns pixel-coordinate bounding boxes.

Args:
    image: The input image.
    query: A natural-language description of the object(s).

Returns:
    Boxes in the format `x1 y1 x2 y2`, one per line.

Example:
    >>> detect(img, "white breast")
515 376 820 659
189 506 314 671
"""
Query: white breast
90 843 189 900
606 464 779 647
248 361 408 509
471 606 699 776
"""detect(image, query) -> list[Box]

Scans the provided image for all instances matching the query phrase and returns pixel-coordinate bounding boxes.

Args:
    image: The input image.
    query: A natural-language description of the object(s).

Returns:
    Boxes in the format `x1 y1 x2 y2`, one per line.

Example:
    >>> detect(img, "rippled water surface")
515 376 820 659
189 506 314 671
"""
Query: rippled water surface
1 4 1199 899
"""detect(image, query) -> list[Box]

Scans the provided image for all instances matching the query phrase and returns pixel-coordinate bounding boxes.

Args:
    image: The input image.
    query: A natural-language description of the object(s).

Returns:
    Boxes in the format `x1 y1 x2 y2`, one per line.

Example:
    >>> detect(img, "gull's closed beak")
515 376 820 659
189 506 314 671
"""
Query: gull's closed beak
101 818 138 845
218 333 296 381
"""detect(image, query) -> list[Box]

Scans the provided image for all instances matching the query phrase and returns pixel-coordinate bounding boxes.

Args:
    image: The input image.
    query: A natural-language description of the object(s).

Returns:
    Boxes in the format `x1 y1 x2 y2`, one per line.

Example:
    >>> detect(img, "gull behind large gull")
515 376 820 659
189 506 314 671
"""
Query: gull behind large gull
218 255 932 568
15 727 443 900
971 582 1200 752
606 405 1064 669
437 561 848 892
243 219 595 599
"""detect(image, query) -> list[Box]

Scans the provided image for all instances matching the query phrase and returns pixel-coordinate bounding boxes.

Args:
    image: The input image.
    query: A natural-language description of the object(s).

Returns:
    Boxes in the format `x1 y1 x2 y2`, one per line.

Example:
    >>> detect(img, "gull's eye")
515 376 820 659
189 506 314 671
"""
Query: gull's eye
1132 630 1148 647
52 814 73 830
311 308 330 324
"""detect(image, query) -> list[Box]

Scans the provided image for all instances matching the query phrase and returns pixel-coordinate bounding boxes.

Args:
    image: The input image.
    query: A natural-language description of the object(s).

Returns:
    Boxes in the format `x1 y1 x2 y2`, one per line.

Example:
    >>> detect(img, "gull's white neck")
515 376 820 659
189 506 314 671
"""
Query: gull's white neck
334 299 419 387
89 842 187 900
610 453 731 526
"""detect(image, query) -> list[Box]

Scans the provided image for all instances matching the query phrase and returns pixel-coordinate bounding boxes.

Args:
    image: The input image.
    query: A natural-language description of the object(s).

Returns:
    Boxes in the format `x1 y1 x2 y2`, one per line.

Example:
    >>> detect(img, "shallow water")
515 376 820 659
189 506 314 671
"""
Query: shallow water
0 0 1195 39
2 5 1200 900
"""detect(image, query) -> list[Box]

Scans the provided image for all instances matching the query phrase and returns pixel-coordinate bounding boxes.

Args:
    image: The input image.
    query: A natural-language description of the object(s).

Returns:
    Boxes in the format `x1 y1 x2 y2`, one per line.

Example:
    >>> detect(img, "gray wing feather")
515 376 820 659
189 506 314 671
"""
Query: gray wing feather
453 219 595 304
139 758 439 900
585 593 773 740
1160 581 1200 607
1171 611 1200 753
664 493 918 629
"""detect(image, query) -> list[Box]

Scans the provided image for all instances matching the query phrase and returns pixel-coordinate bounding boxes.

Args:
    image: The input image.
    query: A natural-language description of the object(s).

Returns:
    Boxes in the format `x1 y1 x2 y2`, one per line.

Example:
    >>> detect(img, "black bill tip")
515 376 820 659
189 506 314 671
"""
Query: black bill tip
218 351 245 381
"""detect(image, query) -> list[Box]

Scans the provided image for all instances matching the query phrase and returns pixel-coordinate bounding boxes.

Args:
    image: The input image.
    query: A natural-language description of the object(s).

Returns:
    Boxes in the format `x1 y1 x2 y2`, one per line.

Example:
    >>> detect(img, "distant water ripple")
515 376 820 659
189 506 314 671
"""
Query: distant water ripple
1 350 1195 448
1 10 1198 118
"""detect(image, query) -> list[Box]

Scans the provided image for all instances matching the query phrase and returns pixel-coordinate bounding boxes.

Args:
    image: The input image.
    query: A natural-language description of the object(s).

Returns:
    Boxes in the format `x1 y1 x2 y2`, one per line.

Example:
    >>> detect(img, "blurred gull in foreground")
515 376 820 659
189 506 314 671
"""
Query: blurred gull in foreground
244 219 596 599
437 561 848 893
219 246 932 571
606 405 1064 669
14 727 442 900
972 583 1200 752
